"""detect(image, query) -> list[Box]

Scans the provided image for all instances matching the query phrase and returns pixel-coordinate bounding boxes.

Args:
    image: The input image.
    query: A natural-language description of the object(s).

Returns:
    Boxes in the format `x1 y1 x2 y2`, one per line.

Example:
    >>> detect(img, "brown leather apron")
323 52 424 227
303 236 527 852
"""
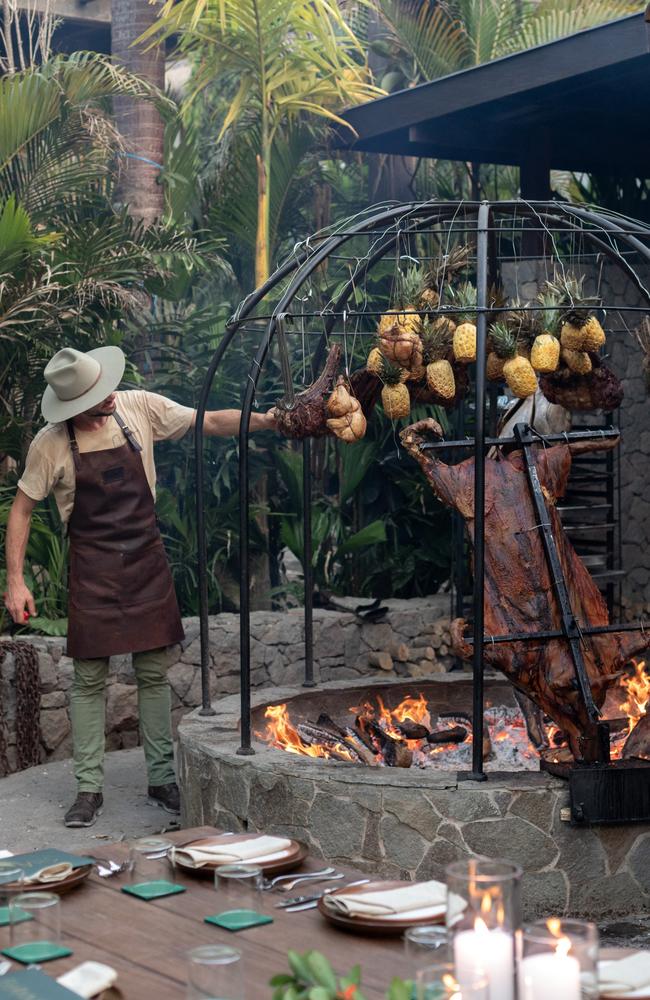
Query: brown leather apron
65 410 184 659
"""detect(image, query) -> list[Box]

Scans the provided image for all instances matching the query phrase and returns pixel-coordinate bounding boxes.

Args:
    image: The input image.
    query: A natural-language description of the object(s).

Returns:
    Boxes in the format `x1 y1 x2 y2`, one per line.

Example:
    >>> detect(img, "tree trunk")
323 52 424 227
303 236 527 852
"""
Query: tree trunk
111 0 165 225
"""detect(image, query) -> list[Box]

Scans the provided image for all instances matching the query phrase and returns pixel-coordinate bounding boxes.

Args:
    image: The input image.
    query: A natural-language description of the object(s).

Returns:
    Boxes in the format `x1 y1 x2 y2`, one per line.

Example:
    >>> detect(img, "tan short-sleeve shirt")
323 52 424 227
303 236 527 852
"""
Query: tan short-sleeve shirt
18 390 195 523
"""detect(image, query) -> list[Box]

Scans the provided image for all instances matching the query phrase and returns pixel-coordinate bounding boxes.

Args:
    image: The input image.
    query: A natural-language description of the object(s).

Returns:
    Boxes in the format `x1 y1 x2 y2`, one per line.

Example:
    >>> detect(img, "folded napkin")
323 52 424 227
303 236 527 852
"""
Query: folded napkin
323 880 446 918
599 953 650 995
24 862 74 885
58 961 118 998
171 835 292 869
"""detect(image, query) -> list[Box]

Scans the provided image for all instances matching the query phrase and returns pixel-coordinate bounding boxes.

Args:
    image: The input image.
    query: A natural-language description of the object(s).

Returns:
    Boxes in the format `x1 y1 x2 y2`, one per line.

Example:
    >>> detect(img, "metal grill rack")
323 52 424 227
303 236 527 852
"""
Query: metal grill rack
193 199 650 795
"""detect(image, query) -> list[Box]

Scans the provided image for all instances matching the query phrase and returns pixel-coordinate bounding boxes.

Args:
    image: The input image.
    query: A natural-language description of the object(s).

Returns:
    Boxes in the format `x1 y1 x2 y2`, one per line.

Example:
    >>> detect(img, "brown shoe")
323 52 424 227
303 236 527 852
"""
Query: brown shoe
147 782 180 815
64 792 103 828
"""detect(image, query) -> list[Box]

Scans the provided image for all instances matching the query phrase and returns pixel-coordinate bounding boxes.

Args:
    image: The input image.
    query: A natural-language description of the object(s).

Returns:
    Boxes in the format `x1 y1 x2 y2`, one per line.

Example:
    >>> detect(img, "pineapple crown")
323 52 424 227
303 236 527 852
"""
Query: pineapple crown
423 244 472 292
396 265 425 307
381 356 406 386
446 281 477 324
543 272 598 328
421 316 454 363
490 321 518 360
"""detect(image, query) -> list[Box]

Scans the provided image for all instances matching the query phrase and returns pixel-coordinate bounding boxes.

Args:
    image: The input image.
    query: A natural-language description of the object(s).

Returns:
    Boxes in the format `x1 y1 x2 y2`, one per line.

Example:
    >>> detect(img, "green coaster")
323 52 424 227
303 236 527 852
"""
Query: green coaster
2 941 73 964
121 879 185 901
205 909 273 931
0 905 33 927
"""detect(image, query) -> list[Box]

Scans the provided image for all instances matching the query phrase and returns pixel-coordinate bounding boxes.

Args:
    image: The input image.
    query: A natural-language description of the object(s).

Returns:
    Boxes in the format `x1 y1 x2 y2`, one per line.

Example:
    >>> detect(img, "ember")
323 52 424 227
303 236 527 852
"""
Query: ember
256 665 650 770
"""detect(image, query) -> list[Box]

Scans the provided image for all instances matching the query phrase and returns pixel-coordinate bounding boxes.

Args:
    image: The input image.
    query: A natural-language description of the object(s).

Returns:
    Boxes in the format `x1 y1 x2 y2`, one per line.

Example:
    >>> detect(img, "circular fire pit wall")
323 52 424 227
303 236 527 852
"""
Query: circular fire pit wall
179 676 650 920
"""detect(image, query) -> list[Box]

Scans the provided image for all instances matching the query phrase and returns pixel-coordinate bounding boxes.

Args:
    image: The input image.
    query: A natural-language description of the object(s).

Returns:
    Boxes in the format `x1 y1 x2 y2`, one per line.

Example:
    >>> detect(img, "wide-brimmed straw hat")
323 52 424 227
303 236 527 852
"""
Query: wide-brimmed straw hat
41 346 126 423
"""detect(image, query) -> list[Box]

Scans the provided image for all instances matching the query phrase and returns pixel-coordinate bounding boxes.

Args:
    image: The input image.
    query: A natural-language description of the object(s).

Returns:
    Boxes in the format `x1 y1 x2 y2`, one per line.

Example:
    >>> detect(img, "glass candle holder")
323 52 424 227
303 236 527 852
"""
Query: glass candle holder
519 919 599 1000
445 859 522 1000
415 961 488 1000
214 864 263 914
405 924 449 962
187 944 243 1000
9 892 60 958
129 837 174 885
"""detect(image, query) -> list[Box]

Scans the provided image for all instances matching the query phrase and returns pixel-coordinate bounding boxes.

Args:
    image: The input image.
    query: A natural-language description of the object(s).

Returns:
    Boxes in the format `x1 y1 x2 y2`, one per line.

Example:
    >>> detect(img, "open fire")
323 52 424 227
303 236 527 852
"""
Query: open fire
256 661 650 771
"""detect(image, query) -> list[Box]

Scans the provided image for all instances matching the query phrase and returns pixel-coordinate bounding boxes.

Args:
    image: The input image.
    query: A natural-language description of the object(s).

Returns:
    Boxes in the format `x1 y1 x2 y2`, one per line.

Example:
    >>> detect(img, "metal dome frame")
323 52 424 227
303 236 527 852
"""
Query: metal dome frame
193 199 650 781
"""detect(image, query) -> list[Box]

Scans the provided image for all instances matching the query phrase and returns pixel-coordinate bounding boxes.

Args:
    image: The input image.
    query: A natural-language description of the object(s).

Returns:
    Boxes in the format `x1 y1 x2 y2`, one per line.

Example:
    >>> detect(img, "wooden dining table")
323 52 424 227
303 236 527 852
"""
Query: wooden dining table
0 827 415 999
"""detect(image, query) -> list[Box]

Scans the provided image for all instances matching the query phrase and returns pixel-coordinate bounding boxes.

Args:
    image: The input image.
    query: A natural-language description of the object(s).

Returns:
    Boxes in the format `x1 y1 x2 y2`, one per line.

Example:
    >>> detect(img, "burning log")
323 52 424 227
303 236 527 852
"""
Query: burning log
400 418 650 762
314 714 379 767
357 716 412 767
396 720 430 741
622 714 650 761
296 722 362 763
427 726 468 745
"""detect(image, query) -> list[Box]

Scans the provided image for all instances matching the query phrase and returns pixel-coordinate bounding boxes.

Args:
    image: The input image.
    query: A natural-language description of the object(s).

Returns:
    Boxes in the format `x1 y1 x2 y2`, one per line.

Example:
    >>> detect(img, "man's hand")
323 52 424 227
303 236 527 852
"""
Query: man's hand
4 581 36 624
263 407 279 432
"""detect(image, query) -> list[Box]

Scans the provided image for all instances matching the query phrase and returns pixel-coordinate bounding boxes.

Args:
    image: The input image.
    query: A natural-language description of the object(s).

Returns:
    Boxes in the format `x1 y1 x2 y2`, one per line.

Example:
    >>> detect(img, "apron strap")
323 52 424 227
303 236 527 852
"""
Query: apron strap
66 420 81 471
113 410 143 453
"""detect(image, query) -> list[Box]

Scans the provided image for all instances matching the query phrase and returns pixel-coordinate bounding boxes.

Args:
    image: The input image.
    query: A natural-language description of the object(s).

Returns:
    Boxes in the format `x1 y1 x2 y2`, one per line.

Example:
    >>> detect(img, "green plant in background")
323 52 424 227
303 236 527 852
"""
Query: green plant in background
0 483 68 636
0 51 217 466
141 0 382 286
270 949 412 1000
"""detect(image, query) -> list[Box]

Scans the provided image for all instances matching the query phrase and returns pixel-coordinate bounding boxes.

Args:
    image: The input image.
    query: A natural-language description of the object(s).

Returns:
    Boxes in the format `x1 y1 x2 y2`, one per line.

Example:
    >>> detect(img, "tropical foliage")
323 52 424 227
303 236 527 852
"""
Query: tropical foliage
142 0 382 286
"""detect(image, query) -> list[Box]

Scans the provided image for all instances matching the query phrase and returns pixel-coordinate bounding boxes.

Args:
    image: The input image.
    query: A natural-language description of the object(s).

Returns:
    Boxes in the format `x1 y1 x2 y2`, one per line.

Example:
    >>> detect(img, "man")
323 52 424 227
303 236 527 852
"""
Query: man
4 346 276 827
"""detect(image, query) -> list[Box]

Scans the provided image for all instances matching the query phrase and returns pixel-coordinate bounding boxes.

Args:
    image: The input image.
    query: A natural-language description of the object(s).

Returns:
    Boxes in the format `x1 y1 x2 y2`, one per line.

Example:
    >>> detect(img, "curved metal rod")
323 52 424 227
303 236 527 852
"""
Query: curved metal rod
194 252 316 714
235 199 474 751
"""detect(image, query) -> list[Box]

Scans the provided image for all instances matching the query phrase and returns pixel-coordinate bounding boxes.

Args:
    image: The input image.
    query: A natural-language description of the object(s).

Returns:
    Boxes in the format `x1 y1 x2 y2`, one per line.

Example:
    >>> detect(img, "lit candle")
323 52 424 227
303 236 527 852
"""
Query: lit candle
519 938 581 1000
453 919 514 1000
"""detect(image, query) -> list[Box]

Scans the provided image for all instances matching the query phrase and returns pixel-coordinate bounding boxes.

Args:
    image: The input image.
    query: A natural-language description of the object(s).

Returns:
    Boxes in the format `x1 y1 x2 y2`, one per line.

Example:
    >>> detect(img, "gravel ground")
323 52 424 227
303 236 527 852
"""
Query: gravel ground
0 747 179 853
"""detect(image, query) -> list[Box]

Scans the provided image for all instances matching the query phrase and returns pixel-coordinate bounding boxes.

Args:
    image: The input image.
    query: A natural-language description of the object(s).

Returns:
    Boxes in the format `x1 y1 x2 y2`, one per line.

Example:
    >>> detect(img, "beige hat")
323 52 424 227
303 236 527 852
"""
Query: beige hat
41 346 126 423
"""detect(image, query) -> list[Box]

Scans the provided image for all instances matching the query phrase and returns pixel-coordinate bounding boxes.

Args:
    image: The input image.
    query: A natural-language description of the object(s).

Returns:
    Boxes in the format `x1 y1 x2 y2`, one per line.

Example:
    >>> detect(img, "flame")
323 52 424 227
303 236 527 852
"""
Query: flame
556 937 571 958
256 704 355 761
546 918 561 937
620 659 649 735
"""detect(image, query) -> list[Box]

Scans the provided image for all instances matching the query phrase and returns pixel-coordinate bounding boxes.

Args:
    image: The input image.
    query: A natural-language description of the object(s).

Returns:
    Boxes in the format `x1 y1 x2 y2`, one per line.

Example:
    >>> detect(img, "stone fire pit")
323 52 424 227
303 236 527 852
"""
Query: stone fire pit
178 675 650 919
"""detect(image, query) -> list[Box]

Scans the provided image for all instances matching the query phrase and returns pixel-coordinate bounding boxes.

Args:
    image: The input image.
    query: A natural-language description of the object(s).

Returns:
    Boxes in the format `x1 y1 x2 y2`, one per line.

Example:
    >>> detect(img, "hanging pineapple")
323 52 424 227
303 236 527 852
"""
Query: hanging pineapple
378 266 424 370
542 272 606 354
490 322 538 398
326 376 367 443
531 334 560 373
380 359 411 420
486 351 505 381
366 345 384 376
422 317 456 401
562 348 593 375
581 315 606 352
448 282 478 363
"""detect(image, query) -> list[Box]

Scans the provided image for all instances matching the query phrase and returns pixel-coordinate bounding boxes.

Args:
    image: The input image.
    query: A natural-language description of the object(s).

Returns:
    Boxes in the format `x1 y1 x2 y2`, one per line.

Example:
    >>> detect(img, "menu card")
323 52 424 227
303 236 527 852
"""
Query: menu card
0 968 81 999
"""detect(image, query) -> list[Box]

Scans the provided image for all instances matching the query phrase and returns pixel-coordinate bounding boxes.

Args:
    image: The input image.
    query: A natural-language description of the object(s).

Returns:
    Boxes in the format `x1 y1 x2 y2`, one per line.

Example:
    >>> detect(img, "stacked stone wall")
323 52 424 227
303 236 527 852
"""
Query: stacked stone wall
0 595 453 774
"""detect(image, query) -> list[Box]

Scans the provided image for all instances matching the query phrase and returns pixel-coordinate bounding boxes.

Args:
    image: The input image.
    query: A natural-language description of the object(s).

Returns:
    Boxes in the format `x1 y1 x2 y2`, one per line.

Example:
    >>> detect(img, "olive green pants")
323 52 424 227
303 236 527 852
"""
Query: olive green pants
71 646 175 793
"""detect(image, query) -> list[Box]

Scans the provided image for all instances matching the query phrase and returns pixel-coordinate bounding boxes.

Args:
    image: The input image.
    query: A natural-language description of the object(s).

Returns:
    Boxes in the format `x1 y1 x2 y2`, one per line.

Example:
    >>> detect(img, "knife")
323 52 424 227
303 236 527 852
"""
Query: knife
277 878 370 911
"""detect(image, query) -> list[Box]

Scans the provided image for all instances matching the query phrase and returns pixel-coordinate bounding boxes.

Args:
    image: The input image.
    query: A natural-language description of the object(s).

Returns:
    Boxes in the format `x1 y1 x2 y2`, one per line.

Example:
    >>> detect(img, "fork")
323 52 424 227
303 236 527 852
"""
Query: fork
276 872 345 893
261 866 335 891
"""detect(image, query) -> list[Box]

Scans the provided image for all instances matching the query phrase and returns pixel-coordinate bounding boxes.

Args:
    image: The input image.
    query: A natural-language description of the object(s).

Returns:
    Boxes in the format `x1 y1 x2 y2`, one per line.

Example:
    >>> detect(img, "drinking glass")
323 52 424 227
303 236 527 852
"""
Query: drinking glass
405 924 449 961
186 944 244 1000
214 864 263 915
129 837 174 886
519 919 599 1000
0 863 24 921
9 892 61 961
415 961 488 1000
445 859 522 1000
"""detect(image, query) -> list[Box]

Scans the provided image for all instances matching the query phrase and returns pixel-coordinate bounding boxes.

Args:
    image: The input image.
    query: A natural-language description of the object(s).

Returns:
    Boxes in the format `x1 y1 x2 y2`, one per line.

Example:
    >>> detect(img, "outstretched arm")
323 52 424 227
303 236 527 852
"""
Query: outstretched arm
400 418 471 513
192 409 277 436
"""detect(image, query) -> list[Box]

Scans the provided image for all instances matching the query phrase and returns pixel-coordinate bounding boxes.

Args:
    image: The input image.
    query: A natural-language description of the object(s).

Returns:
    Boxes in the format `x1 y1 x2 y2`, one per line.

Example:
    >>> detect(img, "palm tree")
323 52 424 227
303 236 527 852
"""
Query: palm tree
0 52 213 463
112 0 166 224
140 0 382 286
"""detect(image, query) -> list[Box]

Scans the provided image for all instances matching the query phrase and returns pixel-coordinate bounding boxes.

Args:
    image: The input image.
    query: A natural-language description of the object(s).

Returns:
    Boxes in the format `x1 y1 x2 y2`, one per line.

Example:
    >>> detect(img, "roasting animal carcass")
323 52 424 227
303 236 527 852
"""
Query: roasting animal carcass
400 418 650 761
